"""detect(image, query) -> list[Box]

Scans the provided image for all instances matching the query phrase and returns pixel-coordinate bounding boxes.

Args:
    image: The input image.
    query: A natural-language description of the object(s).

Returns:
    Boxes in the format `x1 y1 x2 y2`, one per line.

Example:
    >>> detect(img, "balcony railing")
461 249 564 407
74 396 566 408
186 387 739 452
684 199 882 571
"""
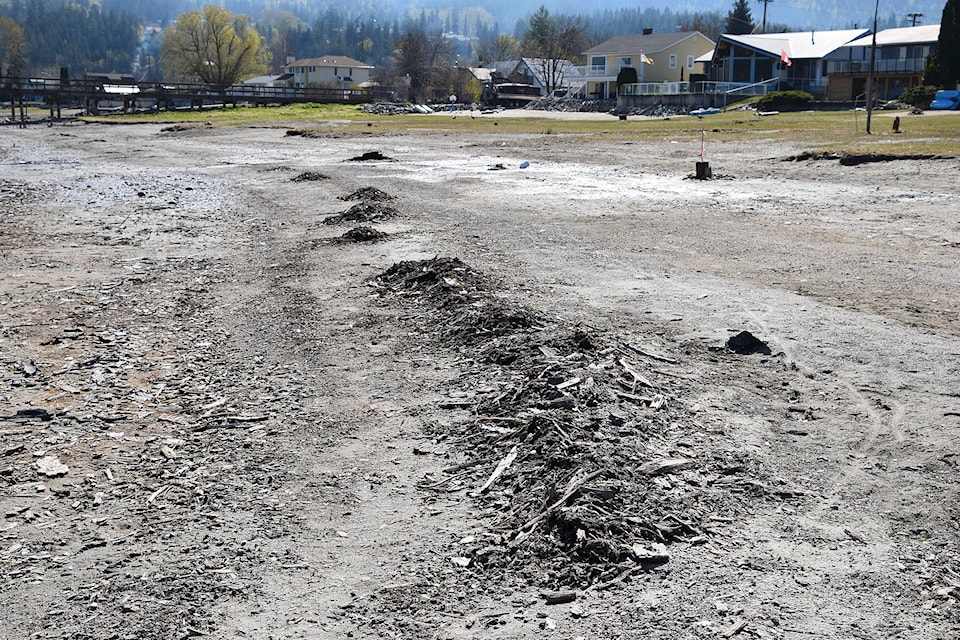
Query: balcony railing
621 80 778 96
577 65 636 77
827 58 926 75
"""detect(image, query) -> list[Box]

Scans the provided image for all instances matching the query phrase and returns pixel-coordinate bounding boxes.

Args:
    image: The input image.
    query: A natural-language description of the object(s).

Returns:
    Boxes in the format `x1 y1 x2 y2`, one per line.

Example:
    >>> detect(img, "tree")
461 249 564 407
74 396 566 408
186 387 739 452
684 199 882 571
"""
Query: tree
725 0 755 35
161 6 269 89
677 11 726 42
522 6 586 95
476 33 521 64
0 16 26 80
392 28 454 101
931 0 960 88
616 66 638 89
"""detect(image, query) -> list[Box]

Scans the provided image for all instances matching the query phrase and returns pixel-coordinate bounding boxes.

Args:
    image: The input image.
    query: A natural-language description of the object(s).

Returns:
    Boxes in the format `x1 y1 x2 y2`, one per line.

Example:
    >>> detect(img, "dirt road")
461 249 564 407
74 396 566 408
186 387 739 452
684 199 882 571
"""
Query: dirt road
1 118 958 639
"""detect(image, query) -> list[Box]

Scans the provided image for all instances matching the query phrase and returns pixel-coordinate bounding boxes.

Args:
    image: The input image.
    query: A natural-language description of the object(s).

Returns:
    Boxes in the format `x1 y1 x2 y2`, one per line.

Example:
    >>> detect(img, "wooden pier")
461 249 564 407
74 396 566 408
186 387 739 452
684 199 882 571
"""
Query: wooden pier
2 77 379 123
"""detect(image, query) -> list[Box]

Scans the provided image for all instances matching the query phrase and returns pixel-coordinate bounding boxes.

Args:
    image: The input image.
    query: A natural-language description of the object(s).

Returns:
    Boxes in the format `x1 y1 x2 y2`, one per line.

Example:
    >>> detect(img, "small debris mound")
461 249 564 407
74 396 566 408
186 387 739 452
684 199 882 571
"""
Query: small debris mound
336 226 388 243
726 330 772 355
322 201 399 225
338 187 395 202
291 171 331 182
348 150 393 162
377 257 488 303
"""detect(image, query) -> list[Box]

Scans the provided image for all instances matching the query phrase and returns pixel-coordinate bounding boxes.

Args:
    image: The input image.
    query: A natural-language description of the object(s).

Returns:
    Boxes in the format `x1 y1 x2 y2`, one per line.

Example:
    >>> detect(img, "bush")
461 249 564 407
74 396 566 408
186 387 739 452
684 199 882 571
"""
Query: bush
616 66 638 88
754 90 814 111
899 85 938 108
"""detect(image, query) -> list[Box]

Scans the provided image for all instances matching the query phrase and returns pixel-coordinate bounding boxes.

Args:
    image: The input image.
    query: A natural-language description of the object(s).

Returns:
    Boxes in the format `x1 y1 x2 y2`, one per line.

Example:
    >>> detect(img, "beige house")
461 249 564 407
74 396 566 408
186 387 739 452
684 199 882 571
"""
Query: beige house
283 55 373 89
582 31 715 99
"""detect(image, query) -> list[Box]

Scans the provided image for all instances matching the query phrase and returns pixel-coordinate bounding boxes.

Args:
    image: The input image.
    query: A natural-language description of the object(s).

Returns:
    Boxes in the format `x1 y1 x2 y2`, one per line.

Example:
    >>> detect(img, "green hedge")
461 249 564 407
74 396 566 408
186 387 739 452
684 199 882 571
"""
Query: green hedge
754 90 815 111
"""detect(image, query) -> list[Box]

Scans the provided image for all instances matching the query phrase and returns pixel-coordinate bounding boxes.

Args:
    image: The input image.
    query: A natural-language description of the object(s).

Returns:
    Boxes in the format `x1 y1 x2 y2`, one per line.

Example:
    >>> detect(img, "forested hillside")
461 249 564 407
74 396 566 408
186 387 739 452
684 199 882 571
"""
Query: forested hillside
0 1 139 76
0 0 946 80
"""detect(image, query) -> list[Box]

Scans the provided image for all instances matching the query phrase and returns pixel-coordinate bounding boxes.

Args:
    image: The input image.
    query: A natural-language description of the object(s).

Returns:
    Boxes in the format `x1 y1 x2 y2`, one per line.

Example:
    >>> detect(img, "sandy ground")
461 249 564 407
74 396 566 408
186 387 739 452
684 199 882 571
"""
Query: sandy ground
1 116 959 640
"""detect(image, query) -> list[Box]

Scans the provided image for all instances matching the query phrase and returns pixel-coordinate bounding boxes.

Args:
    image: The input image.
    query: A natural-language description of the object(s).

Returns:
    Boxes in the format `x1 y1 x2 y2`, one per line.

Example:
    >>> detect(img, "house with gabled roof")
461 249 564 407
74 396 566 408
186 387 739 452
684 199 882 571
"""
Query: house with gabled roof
825 25 940 101
582 31 716 99
283 55 373 89
710 29 868 96
475 58 582 95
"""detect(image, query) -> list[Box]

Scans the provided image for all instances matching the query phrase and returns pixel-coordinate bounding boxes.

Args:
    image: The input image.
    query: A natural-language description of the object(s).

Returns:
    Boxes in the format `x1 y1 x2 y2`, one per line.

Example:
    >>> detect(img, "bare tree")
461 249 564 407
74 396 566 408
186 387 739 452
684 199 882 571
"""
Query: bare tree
677 11 726 42
522 6 586 94
476 33 521 65
393 28 454 101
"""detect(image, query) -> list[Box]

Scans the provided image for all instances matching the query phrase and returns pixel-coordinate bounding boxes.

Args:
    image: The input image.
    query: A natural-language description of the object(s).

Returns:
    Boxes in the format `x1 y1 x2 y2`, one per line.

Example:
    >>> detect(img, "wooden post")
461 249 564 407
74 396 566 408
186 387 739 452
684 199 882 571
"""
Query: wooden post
695 161 712 179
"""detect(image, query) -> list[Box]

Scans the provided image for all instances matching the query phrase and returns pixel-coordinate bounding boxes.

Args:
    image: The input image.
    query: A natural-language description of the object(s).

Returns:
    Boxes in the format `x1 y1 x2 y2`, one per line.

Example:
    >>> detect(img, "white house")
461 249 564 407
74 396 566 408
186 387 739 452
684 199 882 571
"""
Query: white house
283 55 374 89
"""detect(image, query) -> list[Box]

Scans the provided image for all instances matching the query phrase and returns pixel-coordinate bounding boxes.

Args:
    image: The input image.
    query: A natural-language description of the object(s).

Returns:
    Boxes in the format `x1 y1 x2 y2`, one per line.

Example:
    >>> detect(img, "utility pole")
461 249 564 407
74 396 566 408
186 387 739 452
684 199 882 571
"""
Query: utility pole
865 0 879 134
758 0 773 33
907 12 923 26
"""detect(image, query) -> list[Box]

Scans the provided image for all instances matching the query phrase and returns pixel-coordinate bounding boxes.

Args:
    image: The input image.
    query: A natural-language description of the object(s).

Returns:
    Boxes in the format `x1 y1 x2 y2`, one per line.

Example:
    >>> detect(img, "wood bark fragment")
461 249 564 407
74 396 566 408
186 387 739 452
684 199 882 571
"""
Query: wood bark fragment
722 619 747 638
477 445 519 494
622 343 678 364
540 590 577 605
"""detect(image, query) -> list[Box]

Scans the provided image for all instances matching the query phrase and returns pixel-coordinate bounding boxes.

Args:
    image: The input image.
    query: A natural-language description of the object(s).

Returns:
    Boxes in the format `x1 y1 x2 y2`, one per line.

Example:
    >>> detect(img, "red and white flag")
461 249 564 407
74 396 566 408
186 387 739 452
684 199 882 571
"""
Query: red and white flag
780 49 792 67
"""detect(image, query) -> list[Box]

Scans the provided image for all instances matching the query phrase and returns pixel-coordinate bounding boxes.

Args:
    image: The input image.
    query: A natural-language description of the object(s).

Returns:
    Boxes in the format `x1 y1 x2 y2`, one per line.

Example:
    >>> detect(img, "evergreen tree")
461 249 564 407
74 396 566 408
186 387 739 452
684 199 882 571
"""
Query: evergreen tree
725 0 755 35
934 0 960 88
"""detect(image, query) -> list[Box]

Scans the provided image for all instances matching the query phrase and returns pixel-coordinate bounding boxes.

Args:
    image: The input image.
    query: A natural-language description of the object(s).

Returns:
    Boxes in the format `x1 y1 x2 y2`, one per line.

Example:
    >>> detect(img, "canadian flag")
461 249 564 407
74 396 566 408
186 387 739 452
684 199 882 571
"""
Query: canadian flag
781 49 792 67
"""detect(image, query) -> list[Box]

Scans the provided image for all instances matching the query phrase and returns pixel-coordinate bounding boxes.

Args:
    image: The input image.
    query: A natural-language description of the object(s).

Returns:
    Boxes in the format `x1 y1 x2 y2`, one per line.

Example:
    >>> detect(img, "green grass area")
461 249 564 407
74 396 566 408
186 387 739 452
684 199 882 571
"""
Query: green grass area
78 103 960 156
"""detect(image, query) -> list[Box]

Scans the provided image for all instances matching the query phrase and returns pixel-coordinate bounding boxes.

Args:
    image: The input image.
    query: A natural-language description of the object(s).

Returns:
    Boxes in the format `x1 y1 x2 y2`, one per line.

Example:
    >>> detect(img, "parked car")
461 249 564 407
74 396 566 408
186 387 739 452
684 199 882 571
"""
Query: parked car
929 90 960 110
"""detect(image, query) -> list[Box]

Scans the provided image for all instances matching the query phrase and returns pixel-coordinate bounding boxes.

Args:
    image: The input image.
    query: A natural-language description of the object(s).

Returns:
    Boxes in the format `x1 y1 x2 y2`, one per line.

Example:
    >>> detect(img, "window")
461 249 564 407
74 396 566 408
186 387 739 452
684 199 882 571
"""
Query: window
669 54 678 69
591 56 606 73
686 55 695 69
616 56 632 68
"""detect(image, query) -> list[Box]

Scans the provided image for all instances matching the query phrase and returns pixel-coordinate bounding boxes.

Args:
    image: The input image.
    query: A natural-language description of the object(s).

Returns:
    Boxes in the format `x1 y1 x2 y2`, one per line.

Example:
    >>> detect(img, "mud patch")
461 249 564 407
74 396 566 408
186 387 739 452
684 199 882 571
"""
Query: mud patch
726 330 773 355
347 150 393 162
784 150 954 164
838 152 953 165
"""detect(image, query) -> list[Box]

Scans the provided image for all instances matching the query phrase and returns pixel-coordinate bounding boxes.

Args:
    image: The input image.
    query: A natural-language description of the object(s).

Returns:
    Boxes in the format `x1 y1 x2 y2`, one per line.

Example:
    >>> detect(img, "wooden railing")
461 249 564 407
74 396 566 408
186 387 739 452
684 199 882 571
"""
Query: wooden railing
1 77 376 105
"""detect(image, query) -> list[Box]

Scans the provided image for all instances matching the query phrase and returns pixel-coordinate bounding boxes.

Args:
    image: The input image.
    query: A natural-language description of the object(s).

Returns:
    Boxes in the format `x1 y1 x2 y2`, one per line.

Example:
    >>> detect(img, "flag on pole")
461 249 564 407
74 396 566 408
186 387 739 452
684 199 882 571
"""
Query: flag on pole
640 51 654 65
700 129 706 160
780 49 792 67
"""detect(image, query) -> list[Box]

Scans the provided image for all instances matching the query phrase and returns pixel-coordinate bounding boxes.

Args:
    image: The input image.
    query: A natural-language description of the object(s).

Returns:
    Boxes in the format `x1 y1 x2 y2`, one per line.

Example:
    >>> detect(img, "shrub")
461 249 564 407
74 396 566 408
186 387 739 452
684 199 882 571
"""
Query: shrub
754 90 814 111
616 66 638 88
899 84 938 107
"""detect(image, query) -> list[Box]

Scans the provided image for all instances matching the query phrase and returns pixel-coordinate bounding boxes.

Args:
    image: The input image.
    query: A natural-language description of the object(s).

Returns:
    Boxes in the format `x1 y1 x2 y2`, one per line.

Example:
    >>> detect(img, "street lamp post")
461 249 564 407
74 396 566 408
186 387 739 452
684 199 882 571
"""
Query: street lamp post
865 0 879 134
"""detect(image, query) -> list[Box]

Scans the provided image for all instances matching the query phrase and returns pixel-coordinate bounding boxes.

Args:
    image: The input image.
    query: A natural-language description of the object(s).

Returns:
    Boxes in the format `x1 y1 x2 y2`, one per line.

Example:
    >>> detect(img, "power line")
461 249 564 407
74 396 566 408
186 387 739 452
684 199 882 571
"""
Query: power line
907 12 923 26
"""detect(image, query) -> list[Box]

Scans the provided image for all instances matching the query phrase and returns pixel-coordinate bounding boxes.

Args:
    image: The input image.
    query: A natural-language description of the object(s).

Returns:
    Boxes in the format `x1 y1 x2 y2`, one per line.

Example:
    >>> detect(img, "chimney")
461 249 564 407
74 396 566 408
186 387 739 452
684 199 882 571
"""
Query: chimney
642 28 653 35
285 53 295 65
